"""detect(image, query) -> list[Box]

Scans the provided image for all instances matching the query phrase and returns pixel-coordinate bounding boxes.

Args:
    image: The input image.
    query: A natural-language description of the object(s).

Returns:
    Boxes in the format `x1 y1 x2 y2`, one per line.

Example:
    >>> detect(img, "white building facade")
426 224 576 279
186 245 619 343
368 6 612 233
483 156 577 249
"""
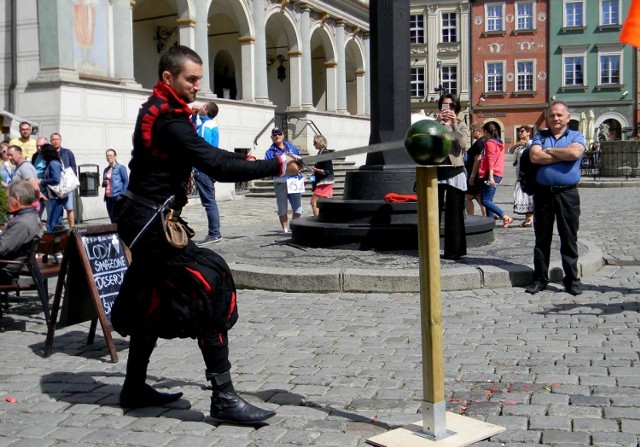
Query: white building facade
409 0 470 119
1 0 371 220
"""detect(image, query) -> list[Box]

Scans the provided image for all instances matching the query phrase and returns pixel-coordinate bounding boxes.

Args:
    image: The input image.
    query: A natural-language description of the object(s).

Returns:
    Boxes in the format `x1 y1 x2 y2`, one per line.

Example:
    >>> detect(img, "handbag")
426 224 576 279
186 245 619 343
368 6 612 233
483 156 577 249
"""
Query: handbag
163 209 195 249
47 160 80 198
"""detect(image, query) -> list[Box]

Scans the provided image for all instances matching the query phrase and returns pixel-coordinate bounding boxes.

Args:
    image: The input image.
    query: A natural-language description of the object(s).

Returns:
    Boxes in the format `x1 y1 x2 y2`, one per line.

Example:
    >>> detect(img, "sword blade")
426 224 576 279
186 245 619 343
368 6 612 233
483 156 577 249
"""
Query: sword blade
299 140 403 165
298 130 463 166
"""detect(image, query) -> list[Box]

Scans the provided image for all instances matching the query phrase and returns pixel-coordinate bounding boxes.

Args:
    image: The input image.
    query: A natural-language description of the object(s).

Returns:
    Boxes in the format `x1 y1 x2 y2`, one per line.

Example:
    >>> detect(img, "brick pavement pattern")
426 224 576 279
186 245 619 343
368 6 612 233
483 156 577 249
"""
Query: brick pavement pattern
1 180 639 446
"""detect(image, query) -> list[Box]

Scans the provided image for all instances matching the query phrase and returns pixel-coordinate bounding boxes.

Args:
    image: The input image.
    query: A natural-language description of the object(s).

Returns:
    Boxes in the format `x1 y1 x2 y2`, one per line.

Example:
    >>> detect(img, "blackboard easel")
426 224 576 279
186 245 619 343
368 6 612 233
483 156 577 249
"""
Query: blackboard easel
44 225 130 362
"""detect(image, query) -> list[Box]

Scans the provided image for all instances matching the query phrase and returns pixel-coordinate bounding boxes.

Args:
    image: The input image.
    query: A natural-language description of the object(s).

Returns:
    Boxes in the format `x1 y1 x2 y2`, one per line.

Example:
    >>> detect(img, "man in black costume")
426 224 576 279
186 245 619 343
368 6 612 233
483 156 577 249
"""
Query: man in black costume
112 45 300 424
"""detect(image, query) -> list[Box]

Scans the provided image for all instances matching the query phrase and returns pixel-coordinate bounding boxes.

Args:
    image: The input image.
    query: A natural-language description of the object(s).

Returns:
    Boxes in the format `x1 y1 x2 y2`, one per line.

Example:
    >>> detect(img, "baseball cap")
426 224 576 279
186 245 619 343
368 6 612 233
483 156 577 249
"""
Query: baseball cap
271 127 284 136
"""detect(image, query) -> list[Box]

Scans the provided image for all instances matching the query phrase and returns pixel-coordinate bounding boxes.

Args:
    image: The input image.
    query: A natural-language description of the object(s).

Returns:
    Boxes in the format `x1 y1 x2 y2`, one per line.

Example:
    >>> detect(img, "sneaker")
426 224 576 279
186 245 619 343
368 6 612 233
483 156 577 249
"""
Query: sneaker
201 235 222 244
283 228 290 234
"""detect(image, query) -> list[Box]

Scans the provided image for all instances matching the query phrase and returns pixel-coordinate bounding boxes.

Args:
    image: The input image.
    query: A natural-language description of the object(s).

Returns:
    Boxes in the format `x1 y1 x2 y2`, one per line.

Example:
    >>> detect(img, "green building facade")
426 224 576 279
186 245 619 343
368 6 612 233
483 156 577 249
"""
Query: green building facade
548 0 635 144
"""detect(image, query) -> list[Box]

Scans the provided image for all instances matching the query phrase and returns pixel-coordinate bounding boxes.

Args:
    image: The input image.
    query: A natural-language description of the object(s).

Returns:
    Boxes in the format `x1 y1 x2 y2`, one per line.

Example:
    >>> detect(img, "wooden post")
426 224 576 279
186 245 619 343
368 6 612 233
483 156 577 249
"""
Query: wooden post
367 166 505 447
416 166 446 438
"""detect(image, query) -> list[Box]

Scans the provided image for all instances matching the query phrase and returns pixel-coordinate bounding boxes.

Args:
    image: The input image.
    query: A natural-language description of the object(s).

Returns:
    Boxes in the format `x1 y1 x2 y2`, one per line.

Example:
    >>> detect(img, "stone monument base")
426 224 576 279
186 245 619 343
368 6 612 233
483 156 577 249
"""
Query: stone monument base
291 200 495 251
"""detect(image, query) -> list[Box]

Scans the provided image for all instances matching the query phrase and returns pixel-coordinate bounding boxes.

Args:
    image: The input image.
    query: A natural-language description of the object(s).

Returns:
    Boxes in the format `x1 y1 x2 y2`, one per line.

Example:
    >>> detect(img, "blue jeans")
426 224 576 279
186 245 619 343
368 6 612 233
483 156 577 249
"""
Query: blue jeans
481 175 504 219
273 181 303 215
105 196 120 223
194 170 221 238
46 197 65 232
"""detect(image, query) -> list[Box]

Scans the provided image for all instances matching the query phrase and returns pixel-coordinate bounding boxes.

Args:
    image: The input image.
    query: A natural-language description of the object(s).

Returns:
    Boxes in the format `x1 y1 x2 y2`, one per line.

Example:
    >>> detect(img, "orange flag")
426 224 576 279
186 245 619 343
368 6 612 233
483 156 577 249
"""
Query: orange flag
620 0 640 47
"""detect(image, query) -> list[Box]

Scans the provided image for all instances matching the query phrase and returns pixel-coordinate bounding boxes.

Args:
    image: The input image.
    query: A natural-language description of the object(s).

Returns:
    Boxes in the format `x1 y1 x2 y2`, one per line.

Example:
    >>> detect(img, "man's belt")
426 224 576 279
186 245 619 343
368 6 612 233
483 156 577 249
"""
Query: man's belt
125 191 176 249
125 190 174 212
538 184 578 193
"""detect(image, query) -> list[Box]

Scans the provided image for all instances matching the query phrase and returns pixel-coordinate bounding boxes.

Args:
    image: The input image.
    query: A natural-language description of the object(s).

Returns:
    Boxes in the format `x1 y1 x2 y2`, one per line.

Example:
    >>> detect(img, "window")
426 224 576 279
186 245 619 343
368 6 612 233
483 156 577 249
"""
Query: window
564 1 585 28
561 46 587 87
516 61 534 91
441 12 457 43
600 0 620 25
515 2 534 30
563 56 585 86
410 14 425 44
599 54 621 85
410 67 425 98
486 4 504 32
441 66 458 95
486 62 504 92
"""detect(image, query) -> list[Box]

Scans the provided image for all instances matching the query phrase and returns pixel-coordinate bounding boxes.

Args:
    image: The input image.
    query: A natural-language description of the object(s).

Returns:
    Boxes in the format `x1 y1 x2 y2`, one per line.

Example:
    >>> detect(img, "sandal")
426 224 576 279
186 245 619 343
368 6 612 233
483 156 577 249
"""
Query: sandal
520 221 533 228
502 216 513 229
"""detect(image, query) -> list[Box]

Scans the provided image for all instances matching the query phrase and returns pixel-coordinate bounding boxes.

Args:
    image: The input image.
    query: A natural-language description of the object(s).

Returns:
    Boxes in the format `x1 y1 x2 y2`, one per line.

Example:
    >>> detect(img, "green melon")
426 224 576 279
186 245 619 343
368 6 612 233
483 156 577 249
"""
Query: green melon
404 119 452 165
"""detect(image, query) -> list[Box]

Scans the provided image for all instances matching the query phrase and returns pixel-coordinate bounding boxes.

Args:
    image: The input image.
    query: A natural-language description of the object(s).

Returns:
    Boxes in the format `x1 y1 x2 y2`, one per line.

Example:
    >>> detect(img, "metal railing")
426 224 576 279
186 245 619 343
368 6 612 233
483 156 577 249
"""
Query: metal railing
580 142 639 180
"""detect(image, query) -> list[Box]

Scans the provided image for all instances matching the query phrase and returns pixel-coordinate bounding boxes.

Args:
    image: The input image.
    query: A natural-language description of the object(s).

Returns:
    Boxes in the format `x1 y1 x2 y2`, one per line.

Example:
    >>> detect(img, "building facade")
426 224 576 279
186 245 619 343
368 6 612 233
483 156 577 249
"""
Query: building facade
469 0 549 148
409 1 471 121
548 0 634 144
0 0 371 220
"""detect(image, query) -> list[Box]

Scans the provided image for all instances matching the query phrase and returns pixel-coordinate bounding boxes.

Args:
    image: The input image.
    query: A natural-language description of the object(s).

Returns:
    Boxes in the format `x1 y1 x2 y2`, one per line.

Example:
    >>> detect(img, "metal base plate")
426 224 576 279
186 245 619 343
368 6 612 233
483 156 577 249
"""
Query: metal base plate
366 412 505 447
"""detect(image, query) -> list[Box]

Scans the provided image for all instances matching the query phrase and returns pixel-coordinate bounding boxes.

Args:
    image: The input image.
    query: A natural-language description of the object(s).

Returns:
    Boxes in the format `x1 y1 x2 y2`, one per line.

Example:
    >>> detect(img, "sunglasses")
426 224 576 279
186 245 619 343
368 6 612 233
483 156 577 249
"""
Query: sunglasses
272 132 283 136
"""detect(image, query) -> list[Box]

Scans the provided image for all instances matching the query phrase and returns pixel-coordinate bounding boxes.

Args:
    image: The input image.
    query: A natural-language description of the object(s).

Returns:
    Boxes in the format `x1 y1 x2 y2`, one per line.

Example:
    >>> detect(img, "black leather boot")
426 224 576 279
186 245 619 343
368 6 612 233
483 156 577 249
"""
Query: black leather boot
120 381 183 409
207 371 276 424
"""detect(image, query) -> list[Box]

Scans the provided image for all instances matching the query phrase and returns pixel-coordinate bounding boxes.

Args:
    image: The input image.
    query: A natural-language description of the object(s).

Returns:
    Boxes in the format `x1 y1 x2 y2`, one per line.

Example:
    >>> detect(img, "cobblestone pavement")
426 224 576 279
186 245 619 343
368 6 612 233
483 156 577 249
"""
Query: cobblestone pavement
0 175 639 446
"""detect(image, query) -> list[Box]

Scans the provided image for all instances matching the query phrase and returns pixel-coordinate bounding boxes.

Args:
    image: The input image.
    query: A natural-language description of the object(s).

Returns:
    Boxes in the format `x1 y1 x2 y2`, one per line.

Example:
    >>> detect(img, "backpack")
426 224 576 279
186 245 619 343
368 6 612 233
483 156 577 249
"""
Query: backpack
159 245 238 338
113 244 238 339
518 147 538 195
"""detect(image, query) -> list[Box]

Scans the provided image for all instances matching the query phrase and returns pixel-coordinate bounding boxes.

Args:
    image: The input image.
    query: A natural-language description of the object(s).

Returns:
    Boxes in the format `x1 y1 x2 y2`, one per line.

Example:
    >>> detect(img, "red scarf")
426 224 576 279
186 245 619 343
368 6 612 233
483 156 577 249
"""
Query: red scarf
150 81 193 120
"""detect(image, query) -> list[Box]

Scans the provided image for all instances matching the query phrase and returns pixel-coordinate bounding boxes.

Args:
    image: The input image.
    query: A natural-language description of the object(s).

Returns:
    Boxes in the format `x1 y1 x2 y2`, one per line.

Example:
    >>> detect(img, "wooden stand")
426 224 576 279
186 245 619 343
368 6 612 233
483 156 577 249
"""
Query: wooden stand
367 167 505 446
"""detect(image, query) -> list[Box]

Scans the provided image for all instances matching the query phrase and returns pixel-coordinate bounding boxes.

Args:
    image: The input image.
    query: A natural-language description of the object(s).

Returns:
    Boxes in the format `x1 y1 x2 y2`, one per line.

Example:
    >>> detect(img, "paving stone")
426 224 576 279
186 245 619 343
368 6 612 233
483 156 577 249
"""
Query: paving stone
591 431 638 446
528 415 571 430
604 407 640 419
570 395 611 406
620 419 640 435
541 429 591 445
573 417 620 432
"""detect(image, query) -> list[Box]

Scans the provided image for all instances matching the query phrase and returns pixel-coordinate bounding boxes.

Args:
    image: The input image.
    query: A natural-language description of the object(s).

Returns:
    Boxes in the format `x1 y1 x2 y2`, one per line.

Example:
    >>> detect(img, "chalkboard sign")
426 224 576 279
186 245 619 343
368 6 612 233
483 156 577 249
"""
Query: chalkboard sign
45 225 130 362
80 232 128 322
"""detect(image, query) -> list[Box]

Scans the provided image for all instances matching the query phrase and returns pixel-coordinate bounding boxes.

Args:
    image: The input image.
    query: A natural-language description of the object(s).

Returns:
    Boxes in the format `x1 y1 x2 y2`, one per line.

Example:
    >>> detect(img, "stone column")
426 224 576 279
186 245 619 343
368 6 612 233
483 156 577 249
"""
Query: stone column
426 5 439 100
298 3 314 109
177 18 196 51
459 3 470 103
193 0 213 96
324 61 338 112
288 51 302 109
252 0 269 103
363 32 370 116
112 0 137 85
239 36 255 101
36 0 77 81
335 19 347 114
355 69 366 115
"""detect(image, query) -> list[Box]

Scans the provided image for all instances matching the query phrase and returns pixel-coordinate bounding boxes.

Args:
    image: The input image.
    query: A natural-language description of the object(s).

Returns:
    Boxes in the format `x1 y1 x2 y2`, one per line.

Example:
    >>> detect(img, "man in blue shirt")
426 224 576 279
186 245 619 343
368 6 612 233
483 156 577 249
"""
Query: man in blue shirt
526 101 586 296
264 127 303 233
194 102 222 243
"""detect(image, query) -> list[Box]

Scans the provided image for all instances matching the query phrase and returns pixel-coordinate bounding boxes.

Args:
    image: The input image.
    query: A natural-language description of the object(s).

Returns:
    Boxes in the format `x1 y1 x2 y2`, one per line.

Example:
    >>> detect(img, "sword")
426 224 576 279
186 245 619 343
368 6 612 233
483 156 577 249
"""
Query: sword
129 195 175 249
296 130 463 167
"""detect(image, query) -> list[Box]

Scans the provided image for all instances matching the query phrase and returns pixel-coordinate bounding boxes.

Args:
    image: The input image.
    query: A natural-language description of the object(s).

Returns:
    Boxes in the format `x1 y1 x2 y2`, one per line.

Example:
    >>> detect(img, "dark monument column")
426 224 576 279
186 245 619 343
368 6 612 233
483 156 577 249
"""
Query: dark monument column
368 0 413 166
290 0 495 250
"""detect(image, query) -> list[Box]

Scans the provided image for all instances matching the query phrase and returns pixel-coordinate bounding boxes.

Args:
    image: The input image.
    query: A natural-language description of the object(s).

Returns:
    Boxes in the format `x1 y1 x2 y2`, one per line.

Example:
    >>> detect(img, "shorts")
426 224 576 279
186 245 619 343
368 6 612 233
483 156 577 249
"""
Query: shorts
64 190 74 211
273 181 303 216
313 183 334 198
